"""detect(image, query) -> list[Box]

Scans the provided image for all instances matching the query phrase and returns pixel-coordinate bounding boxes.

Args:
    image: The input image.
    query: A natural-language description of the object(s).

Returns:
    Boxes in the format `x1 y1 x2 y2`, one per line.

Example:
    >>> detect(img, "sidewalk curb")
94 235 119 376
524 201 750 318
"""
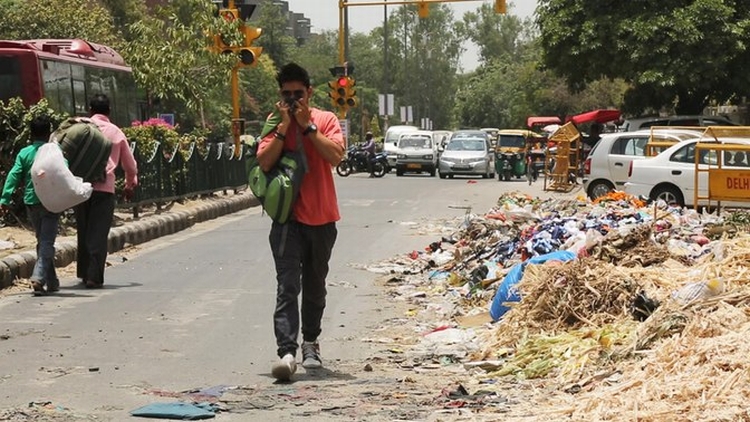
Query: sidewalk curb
0 192 259 289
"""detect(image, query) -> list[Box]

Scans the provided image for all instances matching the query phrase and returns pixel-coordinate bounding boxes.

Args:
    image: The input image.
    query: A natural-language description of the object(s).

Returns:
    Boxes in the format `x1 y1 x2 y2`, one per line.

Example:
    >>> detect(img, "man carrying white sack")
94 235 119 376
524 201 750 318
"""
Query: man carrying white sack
0 114 60 296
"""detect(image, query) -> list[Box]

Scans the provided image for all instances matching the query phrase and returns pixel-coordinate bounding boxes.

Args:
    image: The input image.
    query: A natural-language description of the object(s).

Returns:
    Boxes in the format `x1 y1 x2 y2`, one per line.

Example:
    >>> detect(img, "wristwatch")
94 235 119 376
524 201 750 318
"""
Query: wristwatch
303 123 318 135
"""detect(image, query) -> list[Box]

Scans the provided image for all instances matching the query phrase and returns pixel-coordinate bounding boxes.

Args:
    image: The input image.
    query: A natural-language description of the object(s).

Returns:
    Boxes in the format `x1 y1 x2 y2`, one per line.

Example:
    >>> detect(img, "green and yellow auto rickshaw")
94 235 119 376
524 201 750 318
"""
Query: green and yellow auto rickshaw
495 130 544 181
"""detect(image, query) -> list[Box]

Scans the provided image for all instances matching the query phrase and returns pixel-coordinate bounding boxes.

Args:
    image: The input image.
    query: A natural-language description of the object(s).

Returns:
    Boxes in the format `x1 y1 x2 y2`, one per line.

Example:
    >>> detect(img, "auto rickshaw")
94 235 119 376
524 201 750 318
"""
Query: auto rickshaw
495 130 543 181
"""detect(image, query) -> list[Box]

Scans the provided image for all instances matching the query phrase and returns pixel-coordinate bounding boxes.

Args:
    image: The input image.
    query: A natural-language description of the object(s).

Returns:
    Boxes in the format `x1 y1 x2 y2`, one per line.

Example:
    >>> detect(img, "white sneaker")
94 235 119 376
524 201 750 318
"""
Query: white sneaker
271 354 297 381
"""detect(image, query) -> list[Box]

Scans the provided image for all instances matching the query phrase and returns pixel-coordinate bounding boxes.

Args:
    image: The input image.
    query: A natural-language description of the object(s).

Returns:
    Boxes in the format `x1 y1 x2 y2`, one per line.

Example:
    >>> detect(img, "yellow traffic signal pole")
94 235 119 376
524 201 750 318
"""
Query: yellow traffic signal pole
231 65 242 157
338 1 347 66
209 1 263 157
226 0 242 157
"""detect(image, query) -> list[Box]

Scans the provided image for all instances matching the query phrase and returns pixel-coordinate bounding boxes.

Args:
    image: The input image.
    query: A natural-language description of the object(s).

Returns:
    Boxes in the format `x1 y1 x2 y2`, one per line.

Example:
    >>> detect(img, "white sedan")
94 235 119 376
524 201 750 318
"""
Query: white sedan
625 138 750 207
583 129 702 199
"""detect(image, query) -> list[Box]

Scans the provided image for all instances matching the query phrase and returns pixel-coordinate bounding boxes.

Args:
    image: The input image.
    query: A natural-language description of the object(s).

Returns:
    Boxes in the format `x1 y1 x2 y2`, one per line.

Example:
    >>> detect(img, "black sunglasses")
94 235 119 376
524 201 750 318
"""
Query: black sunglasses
281 89 305 99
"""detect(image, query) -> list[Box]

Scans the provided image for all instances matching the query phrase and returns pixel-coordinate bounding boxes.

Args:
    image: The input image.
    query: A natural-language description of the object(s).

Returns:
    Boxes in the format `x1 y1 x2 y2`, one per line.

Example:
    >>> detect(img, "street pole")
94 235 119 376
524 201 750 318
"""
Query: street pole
231 65 242 157
383 0 389 132
344 0 350 63
403 6 408 123
338 1 345 64
231 67 240 122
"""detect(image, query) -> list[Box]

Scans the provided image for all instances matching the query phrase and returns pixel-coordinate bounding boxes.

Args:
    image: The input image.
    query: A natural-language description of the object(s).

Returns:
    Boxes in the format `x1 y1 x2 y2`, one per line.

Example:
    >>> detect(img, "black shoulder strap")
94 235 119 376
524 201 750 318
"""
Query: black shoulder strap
295 125 309 174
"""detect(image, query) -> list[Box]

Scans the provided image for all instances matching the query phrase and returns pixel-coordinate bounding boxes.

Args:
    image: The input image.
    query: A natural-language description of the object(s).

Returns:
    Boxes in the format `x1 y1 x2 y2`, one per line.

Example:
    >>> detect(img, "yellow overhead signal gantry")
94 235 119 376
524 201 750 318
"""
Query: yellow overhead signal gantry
337 0 506 38
333 1 506 117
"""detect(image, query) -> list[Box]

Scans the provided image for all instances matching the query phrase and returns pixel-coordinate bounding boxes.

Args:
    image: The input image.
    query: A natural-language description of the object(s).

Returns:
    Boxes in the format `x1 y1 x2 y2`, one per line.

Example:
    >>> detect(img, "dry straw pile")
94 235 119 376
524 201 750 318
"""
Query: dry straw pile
477 232 750 421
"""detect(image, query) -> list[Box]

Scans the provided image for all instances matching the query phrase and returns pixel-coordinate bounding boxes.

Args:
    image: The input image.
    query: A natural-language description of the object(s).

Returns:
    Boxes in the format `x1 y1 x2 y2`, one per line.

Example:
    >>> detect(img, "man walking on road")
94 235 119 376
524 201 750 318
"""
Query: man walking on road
75 94 138 289
257 63 345 382
0 115 60 296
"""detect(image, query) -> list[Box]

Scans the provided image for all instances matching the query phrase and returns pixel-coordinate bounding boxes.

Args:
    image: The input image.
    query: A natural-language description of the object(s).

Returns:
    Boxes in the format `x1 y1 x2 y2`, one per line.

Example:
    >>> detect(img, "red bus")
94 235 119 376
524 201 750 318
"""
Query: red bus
0 39 146 127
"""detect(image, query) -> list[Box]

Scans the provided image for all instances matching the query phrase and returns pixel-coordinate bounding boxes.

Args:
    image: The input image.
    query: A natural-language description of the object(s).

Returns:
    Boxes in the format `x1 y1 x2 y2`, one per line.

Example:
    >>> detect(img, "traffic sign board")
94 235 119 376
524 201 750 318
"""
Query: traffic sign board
339 119 349 148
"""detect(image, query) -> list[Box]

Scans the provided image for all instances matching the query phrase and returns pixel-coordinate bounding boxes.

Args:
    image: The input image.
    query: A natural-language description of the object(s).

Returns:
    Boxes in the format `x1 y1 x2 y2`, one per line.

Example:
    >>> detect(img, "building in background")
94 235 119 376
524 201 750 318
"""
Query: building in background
265 1 312 46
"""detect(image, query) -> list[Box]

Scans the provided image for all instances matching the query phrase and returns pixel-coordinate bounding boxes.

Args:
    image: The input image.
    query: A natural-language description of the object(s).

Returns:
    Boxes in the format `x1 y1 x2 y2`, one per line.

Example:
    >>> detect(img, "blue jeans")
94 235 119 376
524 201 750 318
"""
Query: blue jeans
27 204 59 288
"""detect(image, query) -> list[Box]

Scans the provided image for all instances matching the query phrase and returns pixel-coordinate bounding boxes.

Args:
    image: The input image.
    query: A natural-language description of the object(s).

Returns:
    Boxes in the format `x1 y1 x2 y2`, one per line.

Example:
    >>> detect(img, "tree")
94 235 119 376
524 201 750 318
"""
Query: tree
0 0 119 46
454 41 628 129
100 0 149 41
293 30 339 101
458 3 535 65
122 0 242 127
384 4 464 130
239 55 281 134
370 115 382 138
536 0 750 115
253 1 298 69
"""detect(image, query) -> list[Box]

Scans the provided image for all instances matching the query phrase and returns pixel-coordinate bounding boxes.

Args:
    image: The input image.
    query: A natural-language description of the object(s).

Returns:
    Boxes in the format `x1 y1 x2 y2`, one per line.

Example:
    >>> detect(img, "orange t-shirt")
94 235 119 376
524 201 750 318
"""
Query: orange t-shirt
259 108 344 226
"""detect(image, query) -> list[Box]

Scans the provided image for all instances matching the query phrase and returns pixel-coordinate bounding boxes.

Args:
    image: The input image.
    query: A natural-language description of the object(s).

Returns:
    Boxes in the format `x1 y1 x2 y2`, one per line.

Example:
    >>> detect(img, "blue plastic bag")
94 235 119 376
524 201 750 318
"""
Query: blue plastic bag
489 250 576 321
130 402 217 420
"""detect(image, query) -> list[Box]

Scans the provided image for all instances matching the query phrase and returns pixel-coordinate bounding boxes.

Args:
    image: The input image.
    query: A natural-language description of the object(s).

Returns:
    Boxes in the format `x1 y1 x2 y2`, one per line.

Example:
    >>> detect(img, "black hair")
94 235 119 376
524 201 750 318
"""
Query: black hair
89 93 111 115
277 62 310 88
29 114 51 139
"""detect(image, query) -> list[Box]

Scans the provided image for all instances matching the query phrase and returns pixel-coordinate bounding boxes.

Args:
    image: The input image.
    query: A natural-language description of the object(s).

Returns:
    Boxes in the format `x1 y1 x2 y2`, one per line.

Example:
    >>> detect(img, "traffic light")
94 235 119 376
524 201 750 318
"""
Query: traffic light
417 1 429 19
494 0 507 14
328 77 347 109
238 25 263 66
211 4 263 66
343 76 357 108
213 7 239 54
219 7 239 22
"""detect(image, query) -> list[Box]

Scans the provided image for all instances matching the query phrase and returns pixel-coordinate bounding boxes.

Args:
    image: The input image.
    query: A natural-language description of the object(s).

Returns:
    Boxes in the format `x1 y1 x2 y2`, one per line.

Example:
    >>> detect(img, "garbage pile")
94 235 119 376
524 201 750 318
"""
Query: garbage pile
370 191 750 421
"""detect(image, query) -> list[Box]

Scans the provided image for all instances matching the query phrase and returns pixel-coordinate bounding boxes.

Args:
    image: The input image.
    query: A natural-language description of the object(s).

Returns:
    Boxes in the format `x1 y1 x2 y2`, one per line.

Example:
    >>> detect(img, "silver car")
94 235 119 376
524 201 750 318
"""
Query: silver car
438 132 494 179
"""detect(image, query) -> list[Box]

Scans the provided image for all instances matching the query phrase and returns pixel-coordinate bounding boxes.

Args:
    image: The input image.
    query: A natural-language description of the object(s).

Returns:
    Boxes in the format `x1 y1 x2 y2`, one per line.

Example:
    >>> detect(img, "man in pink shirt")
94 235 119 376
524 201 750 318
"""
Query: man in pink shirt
75 94 138 288
257 63 345 381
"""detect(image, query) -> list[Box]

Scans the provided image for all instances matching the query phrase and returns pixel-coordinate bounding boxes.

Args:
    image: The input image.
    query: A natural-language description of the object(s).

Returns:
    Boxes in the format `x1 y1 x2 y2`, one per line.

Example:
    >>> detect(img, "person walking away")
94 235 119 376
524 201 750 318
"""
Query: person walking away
256 63 345 382
0 115 60 295
361 131 376 177
75 94 138 289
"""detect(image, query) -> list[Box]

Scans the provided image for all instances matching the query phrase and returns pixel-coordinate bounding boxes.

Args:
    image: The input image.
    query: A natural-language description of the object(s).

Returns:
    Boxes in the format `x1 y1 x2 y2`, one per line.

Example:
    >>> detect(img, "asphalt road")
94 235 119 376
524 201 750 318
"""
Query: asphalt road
0 171 575 420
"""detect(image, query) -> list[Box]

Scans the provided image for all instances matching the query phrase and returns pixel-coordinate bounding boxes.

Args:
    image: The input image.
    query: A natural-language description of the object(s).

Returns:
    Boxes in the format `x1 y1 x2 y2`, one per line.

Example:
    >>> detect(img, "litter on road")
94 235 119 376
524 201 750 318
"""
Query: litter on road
367 190 750 421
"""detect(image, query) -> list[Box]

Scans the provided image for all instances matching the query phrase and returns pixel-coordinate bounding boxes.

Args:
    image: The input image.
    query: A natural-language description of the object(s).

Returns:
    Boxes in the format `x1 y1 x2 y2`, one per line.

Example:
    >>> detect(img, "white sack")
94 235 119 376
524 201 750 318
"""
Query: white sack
31 143 93 213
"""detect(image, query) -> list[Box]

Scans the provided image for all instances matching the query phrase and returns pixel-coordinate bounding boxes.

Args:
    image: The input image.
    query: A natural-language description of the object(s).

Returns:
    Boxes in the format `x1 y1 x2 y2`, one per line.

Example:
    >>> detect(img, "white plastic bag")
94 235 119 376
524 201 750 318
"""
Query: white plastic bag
31 143 93 213
672 278 724 304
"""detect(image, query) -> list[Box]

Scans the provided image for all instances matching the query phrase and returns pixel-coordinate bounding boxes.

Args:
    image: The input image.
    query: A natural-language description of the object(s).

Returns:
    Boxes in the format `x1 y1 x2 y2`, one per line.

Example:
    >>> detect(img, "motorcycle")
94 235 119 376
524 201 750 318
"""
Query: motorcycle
336 146 387 177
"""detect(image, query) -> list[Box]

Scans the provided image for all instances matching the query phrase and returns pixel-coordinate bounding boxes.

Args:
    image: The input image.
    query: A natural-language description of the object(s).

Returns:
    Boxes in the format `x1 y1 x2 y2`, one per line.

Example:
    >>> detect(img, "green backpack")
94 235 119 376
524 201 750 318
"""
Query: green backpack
52 117 112 183
246 124 307 224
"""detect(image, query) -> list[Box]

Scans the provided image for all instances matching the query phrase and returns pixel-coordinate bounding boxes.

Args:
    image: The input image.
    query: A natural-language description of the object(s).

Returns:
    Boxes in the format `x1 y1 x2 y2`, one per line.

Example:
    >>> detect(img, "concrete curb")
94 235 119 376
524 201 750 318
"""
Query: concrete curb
0 192 259 289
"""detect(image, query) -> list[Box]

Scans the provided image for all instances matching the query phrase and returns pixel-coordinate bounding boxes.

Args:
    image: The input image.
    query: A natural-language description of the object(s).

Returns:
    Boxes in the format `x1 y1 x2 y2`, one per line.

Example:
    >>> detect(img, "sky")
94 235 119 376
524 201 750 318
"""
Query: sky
285 0 539 72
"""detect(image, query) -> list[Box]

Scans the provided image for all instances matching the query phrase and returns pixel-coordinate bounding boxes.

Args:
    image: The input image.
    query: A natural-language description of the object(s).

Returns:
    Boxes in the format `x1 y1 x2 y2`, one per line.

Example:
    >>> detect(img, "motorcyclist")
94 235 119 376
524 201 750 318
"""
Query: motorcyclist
360 131 376 177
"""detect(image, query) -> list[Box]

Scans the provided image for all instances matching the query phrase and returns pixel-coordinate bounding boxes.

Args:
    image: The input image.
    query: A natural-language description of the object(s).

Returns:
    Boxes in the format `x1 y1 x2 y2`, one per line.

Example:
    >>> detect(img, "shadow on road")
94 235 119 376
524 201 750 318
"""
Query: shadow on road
63 282 144 291
263 367 358 384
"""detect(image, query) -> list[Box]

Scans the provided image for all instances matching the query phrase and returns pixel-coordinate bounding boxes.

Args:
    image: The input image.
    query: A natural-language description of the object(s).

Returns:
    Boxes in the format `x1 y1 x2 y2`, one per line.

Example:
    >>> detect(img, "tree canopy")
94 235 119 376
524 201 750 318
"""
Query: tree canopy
8 0 731 138
0 0 119 46
536 0 750 115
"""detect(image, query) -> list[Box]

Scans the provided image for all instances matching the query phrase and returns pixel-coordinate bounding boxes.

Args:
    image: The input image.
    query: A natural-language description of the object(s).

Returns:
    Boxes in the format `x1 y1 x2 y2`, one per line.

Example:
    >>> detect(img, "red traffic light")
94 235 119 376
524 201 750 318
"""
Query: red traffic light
220 9 237 21
337 77 348 87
